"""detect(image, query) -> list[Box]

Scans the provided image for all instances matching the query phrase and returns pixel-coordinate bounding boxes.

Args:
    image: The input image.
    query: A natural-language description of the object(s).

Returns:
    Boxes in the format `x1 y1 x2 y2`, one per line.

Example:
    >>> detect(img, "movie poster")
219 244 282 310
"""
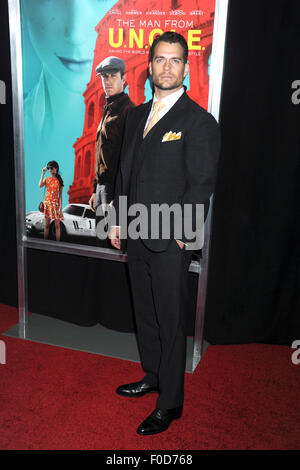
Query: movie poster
22 0 216 246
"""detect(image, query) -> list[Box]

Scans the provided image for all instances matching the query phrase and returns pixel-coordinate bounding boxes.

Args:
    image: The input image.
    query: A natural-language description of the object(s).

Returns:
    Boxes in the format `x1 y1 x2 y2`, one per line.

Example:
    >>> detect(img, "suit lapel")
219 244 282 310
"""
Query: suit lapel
137 101 152 140
120 102 151 185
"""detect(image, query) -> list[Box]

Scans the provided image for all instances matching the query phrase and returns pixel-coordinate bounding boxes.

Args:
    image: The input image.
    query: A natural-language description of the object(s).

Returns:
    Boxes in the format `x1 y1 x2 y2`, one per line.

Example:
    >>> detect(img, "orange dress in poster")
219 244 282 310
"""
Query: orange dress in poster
44 177 64 221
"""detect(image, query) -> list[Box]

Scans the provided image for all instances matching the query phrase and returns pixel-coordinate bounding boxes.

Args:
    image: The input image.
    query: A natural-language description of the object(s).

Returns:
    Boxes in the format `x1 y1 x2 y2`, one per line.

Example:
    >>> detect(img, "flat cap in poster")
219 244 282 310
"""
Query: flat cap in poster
96 56 126 76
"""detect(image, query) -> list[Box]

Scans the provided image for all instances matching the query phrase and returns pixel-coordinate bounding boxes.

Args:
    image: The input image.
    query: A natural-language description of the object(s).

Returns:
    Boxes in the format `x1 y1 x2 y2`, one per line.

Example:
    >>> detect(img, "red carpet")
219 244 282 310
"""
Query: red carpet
0 303 299 450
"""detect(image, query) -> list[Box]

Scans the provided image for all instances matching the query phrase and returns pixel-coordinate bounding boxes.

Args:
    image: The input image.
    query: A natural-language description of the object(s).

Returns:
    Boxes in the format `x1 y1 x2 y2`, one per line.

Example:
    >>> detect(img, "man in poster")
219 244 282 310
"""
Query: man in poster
89 56 135 246
111 31 220 435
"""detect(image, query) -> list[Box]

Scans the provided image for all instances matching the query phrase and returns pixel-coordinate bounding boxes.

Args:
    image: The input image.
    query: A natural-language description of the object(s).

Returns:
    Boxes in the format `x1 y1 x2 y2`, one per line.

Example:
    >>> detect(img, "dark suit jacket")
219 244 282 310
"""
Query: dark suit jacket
113 91 221 252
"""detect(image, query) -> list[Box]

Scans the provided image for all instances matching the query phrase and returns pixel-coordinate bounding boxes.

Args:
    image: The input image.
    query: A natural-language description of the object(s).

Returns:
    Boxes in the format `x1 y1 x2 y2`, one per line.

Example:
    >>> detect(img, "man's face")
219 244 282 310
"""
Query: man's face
101 71 125 97
149 41 189 93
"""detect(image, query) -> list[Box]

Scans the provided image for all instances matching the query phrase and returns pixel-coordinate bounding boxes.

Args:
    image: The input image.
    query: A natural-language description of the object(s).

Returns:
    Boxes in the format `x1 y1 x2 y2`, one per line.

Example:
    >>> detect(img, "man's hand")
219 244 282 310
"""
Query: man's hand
89 193 96 212
109 226 121 250
176 240 184 249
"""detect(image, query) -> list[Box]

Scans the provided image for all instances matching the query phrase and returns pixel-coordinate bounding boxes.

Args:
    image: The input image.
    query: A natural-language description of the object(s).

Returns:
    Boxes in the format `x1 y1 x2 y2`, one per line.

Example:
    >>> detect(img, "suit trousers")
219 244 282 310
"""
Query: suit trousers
127 237 193 410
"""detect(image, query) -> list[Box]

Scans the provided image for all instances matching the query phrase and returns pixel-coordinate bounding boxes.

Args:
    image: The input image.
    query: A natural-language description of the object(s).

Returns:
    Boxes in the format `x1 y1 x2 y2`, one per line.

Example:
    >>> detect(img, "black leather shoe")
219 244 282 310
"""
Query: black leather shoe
137 406 183 435
116 380 158 398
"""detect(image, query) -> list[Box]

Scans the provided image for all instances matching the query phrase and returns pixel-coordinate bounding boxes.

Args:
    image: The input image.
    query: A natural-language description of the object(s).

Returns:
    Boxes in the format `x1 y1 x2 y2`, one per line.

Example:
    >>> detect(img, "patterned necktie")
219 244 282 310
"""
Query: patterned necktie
143 100 166 138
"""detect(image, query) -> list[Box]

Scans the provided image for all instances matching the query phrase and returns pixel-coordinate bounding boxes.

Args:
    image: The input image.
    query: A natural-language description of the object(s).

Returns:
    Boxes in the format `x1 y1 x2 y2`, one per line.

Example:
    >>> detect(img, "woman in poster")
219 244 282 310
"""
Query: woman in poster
39 162 64 241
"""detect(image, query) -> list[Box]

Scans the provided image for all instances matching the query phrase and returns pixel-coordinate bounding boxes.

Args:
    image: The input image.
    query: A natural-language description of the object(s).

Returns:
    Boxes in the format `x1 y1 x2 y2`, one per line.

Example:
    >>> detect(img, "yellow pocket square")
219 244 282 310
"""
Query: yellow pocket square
162 131 182 142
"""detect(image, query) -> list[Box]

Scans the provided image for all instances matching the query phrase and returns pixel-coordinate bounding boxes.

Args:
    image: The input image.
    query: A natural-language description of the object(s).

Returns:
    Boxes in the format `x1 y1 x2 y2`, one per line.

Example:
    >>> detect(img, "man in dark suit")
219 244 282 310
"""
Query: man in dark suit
110 32 220 435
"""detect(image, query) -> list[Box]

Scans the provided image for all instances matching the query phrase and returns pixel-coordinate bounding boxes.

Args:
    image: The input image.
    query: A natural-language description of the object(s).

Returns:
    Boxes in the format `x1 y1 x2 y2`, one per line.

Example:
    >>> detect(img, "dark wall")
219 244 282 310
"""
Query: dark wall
0 0 18 307
204 0 300 344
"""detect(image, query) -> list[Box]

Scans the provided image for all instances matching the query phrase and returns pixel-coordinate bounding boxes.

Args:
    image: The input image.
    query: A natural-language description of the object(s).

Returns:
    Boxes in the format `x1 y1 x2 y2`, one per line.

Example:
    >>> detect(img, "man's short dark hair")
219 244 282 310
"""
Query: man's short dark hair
150 31 188 64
